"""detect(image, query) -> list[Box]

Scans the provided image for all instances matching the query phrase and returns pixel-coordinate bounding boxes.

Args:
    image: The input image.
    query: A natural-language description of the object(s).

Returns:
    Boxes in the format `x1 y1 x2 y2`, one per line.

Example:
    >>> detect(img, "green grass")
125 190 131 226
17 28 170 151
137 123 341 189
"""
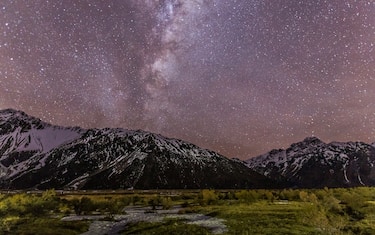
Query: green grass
122 218 212 235
119 202 325 234
194 202 323 235
1 188 375 234
1 217 89 235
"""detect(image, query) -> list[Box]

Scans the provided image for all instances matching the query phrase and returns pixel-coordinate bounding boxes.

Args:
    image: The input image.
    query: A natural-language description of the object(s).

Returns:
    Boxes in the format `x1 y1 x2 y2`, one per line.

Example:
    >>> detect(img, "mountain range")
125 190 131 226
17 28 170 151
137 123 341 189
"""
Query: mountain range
246 137 375 188
0 109 274 190
0 109 374 190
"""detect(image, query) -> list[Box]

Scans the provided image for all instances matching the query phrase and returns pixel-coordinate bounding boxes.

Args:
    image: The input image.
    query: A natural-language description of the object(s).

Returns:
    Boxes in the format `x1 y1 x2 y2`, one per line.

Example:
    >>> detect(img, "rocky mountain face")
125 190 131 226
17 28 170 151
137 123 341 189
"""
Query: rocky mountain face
246 137 375 188
2 109 374 190
0 109 274 190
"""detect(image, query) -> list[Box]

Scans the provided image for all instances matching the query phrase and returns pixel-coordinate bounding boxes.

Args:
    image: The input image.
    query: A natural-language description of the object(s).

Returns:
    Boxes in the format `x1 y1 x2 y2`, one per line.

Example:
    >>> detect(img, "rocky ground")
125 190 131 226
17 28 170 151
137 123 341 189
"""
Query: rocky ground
61 206 227 235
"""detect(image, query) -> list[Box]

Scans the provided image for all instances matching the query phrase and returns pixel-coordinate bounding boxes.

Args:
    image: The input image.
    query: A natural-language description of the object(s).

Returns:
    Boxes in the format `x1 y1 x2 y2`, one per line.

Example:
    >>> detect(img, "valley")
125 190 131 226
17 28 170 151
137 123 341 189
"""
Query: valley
1 109 375 234
1 187 375 234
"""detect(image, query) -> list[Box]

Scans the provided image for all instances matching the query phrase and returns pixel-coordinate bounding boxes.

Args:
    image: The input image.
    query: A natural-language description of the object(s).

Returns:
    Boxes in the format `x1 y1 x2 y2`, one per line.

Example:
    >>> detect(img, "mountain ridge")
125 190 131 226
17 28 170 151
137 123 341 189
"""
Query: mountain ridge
0 109 275 190
246 136 375 188
1 109 374 189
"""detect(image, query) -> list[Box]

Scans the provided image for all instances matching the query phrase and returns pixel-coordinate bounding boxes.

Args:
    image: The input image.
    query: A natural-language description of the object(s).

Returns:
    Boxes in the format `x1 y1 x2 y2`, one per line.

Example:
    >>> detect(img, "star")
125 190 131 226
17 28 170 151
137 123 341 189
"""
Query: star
0 0 374 159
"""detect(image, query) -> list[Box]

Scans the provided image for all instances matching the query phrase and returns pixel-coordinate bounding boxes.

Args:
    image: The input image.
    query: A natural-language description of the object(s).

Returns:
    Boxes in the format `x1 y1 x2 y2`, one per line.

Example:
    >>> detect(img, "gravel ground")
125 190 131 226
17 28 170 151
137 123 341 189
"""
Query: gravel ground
61 206 227 235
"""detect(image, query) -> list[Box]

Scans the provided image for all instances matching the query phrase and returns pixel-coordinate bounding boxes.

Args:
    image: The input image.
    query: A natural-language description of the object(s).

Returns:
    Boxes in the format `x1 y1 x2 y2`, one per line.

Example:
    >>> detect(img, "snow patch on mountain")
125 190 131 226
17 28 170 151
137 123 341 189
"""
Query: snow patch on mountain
0 109 273 190
246 137 375 187
0 126 82 154
0 109 83 154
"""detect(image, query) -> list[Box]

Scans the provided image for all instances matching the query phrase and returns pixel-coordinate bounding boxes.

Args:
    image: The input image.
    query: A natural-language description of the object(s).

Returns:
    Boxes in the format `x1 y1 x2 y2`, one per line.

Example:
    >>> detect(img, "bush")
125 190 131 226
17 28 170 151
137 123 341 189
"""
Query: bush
299 191 318 203
235 190 258 204
0 192 59 217
70 197 95 215
199 190 218 205
131 195 141 205
161 197 172 210
7 218 89 235
340 191 366 220
98 199 124 215
146 196 159 210
1 216 21 232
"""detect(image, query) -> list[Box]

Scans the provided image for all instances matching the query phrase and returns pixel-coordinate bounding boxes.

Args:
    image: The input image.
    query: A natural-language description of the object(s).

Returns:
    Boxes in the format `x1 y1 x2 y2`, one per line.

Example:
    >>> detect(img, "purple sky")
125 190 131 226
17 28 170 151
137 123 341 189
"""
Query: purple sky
0 0 374 159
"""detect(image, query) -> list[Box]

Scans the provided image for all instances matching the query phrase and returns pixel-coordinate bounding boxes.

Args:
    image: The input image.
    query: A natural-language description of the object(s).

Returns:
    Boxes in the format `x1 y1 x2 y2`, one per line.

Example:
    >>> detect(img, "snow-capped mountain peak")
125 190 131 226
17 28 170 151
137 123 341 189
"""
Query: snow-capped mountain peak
247 137 375 188
0 109 274 190
0 109 83 154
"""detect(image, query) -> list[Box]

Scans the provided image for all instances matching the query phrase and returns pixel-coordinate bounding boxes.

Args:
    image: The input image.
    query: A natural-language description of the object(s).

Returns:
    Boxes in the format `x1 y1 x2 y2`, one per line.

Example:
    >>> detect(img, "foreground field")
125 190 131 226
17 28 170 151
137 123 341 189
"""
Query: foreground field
0 187 374 234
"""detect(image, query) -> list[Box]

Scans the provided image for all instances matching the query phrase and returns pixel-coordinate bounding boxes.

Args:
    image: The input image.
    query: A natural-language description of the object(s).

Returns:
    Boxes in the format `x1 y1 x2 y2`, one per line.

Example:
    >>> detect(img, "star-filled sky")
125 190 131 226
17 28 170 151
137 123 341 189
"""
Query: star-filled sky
0 0 374 159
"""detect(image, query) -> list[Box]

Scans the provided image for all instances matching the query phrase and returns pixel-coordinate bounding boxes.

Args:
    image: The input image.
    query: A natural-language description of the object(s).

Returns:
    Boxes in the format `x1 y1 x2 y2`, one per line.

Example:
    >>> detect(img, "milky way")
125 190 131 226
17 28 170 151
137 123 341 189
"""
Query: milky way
0 0 374 159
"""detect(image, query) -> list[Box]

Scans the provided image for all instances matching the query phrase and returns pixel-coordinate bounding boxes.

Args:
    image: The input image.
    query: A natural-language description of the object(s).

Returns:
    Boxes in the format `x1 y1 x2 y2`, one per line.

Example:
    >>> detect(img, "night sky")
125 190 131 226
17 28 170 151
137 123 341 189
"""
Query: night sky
0 0 374 159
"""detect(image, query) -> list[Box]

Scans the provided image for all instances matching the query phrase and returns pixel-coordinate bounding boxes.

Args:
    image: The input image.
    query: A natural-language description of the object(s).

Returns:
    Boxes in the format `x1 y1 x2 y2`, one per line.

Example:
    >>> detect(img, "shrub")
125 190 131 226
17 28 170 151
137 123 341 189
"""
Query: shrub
200 189 218 205
235 190 258 204
340 191 366 220
1 216 21 232
70 197 95 215
161 197 172 210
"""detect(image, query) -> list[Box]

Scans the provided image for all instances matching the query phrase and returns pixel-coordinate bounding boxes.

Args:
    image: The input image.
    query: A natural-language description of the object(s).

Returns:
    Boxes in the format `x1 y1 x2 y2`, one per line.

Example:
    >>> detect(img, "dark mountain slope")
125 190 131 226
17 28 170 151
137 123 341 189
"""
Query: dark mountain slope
0 109 274 190
247 137 375 188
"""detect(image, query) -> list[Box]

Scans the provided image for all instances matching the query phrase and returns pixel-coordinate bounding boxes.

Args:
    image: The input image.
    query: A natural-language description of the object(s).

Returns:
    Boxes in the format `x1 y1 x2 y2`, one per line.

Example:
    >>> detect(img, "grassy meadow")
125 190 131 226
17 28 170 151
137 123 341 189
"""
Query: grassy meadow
0 187 374 234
